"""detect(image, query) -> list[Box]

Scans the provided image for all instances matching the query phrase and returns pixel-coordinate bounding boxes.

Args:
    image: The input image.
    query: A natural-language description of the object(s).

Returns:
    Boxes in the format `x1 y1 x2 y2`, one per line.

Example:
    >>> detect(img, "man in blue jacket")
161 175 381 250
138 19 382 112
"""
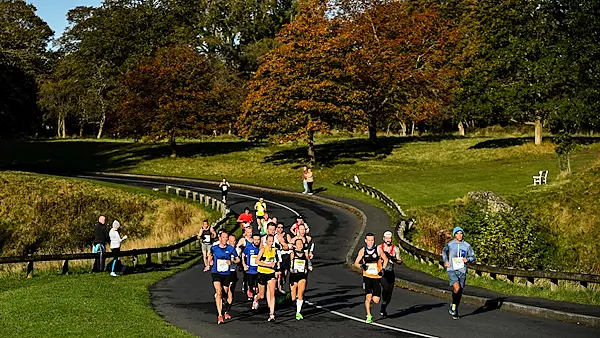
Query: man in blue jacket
442 227 476 319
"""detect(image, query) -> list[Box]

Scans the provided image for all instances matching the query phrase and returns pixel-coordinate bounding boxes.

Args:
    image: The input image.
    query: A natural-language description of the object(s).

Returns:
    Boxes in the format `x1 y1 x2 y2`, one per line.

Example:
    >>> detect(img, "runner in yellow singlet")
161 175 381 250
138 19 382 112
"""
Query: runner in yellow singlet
255 234 280 322
254 198 267 233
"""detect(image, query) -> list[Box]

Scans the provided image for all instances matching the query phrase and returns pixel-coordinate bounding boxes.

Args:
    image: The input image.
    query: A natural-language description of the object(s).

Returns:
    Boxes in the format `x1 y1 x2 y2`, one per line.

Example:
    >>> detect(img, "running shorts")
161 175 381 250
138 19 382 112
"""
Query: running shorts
258 272 276 285
363 276 382 296
229 270 239 284
448 270 467 288
289 272 308 285
201 242 212 252
247 273 258 288
212 273 231 285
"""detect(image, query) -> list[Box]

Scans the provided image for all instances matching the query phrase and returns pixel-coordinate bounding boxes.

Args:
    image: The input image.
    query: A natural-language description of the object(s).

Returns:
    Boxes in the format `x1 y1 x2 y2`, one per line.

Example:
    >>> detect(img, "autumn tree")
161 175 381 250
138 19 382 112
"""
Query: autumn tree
337 0 461 141
239 0 363 164
119 45 243 156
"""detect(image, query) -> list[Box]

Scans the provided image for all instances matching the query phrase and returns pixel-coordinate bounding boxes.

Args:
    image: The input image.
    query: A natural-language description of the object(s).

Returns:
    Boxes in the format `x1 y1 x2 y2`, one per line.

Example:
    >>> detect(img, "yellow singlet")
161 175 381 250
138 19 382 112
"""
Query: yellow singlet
257 247 276 274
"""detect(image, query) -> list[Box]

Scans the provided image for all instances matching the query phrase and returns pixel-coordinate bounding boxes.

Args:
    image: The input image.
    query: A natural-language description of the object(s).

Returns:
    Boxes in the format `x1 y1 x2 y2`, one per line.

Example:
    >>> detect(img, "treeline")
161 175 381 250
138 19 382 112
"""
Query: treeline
1 0 599 160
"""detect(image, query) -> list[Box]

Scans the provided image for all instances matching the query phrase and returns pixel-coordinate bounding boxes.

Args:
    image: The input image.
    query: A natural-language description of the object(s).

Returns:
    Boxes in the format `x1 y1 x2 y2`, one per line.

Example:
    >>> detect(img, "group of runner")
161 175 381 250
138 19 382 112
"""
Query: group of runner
199 197 314 324
200 187 477 325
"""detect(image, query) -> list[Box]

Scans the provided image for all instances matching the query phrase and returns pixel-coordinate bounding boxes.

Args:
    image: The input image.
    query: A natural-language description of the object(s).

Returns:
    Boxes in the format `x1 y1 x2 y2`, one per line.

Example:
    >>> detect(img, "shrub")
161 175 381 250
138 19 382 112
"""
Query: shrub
454 200 555 270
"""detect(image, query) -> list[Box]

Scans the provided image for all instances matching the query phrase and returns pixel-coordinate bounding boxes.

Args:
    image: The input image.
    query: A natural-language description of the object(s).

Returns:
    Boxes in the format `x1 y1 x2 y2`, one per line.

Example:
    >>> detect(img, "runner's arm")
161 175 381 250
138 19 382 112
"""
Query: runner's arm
466 244 476 263
242 252 249 270
441 243 450 263
210 227 217 238
394 245 402 264
354 248 365 269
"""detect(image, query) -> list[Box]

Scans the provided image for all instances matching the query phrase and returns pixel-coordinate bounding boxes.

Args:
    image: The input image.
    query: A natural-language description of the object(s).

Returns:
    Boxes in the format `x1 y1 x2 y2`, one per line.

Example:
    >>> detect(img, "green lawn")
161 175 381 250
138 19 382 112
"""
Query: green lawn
0 259 198 338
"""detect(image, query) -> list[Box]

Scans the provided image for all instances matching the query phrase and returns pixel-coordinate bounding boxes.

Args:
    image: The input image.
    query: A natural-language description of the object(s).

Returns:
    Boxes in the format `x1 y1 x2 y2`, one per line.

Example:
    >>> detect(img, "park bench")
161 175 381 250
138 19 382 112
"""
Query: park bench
533 170 548 185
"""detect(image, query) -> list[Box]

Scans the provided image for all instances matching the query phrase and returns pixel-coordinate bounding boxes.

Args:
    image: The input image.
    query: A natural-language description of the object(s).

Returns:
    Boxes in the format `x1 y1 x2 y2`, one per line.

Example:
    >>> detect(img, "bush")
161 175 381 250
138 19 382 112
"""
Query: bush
454 200 555 270
0 172 212 256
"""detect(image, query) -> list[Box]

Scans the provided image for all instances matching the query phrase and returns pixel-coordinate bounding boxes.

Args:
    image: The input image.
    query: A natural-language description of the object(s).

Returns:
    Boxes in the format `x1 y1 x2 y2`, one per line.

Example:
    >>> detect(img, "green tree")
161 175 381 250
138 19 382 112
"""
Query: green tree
0 0 52 137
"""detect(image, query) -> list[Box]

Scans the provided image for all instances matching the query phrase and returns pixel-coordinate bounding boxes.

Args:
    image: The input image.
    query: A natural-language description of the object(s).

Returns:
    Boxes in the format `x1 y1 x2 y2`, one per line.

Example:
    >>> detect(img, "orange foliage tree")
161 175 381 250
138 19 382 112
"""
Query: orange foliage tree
338 0 462 139
119 45 243 156
238 0 364 164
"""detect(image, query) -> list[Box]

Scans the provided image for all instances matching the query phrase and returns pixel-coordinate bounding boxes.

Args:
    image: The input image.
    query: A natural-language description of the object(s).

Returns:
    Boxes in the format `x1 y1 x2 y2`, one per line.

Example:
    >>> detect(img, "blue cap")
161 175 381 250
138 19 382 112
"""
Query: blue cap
452 227 464 236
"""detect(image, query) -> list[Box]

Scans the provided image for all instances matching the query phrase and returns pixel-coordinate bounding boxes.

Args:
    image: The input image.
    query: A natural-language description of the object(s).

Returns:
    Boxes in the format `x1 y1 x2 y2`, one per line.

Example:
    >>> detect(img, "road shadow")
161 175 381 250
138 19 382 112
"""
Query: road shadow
0 140 261 173
264 135 462 168
385 302 446 319
460 298 505 318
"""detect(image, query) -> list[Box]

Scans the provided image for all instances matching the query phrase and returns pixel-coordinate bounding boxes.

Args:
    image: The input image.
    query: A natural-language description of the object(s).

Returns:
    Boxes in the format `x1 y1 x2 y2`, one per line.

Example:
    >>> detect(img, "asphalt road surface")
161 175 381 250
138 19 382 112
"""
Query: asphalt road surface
80 174 600 338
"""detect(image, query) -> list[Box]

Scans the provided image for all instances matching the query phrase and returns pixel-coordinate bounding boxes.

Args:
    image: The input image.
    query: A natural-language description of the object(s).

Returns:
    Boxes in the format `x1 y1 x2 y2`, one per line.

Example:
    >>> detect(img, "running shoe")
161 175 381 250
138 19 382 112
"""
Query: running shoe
217 315 224 324
296 313 303 320
252 299 259 310
224 313 231 320
247 290 253 300
268 313 275 322
380 310 387 318
203 266 210 272
449 305 458 319
110 272 118 277
366 314 373 323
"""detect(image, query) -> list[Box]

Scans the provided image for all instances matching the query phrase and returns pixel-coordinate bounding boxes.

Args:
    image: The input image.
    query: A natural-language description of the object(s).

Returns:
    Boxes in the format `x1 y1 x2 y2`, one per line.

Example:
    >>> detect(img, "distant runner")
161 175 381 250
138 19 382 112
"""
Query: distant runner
442 227 475 320
275 222 291 294
197 219 217 272
219 178 230 203
354 232 388 323
378 231 402 317
237 207 253 226
254 198 267 232
237 226 254 296
208 231 239 324
290 215 310 235
288 224 313 259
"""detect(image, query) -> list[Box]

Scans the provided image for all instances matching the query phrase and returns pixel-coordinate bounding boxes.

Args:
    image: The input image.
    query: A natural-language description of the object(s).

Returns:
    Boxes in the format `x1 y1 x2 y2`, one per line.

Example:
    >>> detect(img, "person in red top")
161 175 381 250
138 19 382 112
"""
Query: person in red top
237 207 253 225
379 231 402 318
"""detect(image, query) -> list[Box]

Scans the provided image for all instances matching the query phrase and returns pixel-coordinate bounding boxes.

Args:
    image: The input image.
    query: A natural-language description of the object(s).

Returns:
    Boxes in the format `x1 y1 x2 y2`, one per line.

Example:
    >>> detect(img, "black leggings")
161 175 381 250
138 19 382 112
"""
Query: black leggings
381 270 395 304
307 182 314 193
221 190 228 201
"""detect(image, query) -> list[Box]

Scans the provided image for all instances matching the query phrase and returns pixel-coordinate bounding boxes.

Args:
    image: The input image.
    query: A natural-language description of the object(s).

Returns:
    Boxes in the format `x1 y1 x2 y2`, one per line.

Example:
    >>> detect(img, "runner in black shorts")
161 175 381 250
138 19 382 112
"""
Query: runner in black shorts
225 234 240 315
354 232 388 323
256 234 280 321
208 231 239 324
275 222 291 294
289 238 312 320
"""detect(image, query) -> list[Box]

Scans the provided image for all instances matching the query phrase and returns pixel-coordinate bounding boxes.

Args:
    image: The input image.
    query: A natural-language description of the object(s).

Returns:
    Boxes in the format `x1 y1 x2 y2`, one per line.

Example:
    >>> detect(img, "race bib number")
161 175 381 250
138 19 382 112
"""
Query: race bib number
366 263 378 275
203 235 210 242
250 254 258 267
216 259 229 272
294 259 306 273
222 186 228 191
451 257 465 270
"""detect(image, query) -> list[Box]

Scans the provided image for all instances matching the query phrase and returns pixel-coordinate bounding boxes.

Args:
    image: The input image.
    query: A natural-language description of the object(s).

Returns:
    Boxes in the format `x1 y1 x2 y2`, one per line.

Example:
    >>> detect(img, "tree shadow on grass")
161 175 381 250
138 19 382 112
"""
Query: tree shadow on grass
468 136 600 150
264 135 462 168
0 140 261 174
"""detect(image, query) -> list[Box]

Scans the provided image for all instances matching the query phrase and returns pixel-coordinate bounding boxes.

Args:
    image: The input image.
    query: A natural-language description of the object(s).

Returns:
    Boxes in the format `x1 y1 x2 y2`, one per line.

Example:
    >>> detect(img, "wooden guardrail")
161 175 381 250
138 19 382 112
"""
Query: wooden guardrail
336 179 600 290
0 185 231 278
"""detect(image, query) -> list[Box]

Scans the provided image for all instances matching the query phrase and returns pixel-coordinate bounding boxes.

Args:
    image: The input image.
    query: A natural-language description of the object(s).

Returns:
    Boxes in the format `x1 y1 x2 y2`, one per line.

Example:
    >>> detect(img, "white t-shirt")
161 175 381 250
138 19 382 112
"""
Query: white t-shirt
109 229 124 249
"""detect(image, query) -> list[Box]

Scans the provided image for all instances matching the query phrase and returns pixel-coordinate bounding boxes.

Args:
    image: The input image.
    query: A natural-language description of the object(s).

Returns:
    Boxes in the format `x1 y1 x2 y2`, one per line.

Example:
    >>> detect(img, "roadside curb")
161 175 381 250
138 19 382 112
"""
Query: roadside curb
89 172 600 327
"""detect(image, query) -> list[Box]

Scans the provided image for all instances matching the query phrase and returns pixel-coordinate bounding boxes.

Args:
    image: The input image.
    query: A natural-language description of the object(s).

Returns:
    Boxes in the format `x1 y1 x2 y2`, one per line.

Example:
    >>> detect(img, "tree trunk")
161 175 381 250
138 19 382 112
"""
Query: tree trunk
79 124 84 137
58 116 66 138
458 121 465 136
386 122 392 136
411 121 415 136
525 117 543 145
534 118 542 145
307 132 316 165
368 112 377 143
399 120 407 136
170 135 177 158
96 111 106 139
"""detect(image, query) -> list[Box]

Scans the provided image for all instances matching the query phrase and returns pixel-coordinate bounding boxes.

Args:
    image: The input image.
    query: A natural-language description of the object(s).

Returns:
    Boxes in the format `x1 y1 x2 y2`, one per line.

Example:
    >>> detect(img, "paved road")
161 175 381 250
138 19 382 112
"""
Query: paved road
81 174 600 338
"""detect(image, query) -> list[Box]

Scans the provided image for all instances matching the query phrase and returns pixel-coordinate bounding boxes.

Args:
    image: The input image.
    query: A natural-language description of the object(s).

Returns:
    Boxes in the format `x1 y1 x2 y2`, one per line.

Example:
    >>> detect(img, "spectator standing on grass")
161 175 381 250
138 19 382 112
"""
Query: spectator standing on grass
219 178 230 203
306 168 314 195
109 220 127 277
301 166 308 194
92 216 109 272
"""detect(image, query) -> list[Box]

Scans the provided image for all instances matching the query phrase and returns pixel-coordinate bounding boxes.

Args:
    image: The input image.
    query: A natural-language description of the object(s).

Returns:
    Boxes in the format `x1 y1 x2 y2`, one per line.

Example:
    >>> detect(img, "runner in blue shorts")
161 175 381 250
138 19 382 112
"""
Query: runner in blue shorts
442 227 476 319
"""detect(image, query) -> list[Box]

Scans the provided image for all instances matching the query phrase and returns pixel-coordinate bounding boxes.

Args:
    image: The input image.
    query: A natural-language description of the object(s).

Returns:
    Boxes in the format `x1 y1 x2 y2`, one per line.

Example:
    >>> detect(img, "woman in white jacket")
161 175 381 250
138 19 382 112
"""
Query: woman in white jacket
109 220 127 276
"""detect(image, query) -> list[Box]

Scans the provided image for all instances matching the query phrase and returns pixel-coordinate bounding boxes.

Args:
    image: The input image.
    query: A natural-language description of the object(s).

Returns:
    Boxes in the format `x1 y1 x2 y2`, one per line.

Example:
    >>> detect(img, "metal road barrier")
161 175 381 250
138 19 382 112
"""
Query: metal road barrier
0 185 231 278
336 179 600 291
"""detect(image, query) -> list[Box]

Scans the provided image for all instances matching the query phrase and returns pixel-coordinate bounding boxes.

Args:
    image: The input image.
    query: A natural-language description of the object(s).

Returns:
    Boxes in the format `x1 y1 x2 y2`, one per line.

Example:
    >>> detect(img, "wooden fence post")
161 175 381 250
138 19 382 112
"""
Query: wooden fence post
157 252 163 264
165 186 170 194
26 261 33 279
550 278 559 291
185 190 190 199
62 260 70 275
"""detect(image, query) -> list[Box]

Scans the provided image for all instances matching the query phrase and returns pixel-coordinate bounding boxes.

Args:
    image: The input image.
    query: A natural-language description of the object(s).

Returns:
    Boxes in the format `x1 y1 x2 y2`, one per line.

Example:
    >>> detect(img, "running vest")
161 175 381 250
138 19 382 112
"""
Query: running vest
362 246 382 279
380 243 396 271
255 202 266 216
291 249 308 274
257 247 277 274
200 228 211 244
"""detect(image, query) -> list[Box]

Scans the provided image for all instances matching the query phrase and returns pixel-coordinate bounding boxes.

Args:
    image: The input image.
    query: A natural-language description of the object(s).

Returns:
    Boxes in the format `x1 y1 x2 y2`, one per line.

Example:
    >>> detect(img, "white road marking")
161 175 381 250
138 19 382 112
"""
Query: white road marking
305 300 440 338
79 173 439 337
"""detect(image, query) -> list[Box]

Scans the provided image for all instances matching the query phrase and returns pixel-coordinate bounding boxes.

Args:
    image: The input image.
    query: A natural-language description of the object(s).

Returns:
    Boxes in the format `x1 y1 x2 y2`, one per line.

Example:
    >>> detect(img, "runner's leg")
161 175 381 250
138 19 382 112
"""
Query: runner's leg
214 281 223 316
